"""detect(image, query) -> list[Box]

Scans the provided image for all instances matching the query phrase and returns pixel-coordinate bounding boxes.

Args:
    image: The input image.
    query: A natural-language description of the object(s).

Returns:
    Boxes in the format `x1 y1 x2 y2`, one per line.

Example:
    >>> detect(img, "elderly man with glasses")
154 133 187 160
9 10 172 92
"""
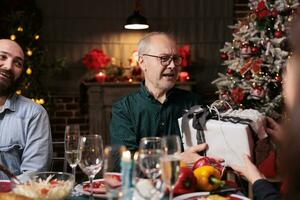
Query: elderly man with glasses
109 32 206 164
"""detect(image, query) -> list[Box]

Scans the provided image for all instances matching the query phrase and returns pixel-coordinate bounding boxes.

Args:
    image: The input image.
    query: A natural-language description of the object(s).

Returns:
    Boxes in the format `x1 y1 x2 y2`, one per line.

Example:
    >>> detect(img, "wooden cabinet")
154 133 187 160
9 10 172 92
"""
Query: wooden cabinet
86 82 195 145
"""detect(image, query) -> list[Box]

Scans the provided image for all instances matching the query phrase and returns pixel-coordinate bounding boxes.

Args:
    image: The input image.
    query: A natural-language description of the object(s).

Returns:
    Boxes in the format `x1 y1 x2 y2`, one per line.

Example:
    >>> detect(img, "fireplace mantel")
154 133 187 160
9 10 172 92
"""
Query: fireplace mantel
85 82 195 145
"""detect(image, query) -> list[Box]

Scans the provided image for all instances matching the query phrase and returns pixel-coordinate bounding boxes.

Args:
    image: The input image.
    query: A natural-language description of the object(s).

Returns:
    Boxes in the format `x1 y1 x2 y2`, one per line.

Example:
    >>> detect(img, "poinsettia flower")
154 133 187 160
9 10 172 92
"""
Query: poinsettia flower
231 87 244 104
256 0 270 20
178 44 190 67
82 49 111 70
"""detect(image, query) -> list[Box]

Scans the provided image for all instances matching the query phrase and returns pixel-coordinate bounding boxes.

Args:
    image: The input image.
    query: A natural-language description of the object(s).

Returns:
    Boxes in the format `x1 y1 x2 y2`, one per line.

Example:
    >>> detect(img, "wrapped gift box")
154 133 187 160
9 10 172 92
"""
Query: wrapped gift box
178 107 267 167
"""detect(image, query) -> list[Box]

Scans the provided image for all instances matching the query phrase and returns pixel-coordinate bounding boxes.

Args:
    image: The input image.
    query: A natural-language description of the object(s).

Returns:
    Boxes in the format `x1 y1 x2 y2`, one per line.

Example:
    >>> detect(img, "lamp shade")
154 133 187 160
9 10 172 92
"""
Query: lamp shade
124 11 149 30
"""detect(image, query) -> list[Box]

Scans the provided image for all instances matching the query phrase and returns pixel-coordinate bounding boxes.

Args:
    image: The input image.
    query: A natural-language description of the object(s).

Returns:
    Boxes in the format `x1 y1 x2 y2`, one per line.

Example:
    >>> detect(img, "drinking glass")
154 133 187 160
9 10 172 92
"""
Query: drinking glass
64 124 81 180
161 135 182 200
103 145 124 200
78 134 104 200
132 137 164 199
138 137 163 180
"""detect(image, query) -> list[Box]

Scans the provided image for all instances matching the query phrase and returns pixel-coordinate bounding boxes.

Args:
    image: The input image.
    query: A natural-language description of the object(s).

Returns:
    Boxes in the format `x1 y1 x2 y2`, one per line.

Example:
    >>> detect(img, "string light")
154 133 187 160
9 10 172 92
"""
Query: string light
27 49 33 56
16 90 21 95
34 34 40 40
17 26 23 32
10 35 16 40
26 67 32 75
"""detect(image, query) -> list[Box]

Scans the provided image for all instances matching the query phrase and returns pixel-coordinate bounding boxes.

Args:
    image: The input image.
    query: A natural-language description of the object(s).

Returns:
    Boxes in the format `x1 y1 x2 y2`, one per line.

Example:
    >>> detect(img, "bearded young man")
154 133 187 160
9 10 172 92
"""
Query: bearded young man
110 32 210 164
0 39 52 179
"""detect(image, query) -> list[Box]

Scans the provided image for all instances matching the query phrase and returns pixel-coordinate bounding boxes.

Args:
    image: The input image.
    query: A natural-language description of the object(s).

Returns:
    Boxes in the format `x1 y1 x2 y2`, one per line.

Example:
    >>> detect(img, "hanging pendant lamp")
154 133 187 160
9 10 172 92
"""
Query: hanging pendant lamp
124 0 149 30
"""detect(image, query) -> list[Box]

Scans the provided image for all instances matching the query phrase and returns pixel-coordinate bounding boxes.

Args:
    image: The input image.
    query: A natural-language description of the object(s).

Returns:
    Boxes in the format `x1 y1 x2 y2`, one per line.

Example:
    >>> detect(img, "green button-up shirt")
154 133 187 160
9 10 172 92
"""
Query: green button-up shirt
109 83 202 151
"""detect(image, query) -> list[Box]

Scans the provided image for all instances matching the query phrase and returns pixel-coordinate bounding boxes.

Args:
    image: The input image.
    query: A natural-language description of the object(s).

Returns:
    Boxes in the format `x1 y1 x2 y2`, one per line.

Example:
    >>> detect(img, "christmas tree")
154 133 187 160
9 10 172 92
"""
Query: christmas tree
0 0 65 106
212 0 299 117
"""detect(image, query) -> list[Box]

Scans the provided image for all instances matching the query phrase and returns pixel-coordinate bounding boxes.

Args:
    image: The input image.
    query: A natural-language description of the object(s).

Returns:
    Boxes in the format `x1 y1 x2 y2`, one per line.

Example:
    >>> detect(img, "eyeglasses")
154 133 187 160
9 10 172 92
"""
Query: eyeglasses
142 54 182 67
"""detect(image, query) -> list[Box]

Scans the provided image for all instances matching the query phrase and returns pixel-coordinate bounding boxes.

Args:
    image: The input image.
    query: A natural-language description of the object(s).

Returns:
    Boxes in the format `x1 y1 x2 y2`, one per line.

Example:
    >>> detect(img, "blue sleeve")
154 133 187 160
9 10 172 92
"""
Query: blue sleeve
21 107 53 172
253 179 282 200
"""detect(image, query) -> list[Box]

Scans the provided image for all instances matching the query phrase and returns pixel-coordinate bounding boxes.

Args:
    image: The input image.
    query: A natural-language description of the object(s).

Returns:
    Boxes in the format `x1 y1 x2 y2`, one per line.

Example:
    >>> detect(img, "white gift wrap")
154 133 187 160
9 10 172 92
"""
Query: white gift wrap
178 108 265 167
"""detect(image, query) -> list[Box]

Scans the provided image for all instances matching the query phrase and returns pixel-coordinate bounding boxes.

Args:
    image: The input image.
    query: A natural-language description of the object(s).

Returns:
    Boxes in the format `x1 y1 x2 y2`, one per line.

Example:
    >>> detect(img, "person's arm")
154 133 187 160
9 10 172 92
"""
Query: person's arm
110 101 138 151
253 179 282 200
21 107 52 172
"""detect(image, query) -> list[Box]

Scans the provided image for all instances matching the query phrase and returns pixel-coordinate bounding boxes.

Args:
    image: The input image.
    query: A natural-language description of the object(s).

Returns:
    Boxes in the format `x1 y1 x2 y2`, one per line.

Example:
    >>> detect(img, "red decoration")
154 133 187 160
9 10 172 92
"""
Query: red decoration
178 44 190 67
250 86 265 99
251 46 259 55
95 72 106 83
179 71 190 82
256 1 271 20
82 49 111 70
240 59 262 75
231 87 244 104
275 75 282 82
220 52 229 60
219 90 231 101
240 43 251 55
274 30 283 38
271 9 278 17
227 68 234 76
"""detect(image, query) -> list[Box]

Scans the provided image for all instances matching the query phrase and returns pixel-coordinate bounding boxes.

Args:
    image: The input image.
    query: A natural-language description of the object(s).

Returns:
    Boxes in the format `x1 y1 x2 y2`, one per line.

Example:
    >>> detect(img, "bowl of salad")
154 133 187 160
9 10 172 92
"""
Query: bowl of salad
12 171 75 200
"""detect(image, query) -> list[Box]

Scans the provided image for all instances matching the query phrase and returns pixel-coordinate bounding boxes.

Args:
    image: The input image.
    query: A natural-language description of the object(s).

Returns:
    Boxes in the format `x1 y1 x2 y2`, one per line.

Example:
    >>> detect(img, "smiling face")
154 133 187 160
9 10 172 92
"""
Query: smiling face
138 34 179 96
0 39 24 97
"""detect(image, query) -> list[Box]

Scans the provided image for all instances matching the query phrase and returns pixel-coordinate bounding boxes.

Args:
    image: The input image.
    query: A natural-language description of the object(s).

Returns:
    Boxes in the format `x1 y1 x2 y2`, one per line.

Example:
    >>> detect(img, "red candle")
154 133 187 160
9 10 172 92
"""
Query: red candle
95 72 106 83
179 71 189 82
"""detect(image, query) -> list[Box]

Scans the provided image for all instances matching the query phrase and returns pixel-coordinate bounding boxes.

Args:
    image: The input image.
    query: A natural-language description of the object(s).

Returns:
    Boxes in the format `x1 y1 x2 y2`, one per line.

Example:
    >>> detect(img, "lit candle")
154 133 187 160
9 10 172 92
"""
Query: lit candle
121 150 132 200
179 71 189 82
95 72 106 83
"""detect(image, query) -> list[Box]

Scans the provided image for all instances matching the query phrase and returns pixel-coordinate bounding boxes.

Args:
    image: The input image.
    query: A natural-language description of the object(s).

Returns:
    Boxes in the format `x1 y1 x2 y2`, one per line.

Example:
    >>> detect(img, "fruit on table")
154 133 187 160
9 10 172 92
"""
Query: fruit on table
173 167 197 195
193 165 225 191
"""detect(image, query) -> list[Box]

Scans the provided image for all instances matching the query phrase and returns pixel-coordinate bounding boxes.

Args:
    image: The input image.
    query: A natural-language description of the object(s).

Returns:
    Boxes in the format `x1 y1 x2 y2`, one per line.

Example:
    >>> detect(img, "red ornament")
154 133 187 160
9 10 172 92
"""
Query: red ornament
250 86 265 99
227 68 234 76
271 9 278 17
220 52 229 60
274 30 283 38
240 44 251 56
275 75 282 82
251 47 259 55
245 72 252 80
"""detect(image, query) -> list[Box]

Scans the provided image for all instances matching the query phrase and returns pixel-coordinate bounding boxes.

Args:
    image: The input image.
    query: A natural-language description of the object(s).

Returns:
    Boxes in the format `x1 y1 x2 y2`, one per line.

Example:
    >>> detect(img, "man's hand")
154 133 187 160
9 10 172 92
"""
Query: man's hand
266 117 283 144
230 155 265 184
179 143 223 165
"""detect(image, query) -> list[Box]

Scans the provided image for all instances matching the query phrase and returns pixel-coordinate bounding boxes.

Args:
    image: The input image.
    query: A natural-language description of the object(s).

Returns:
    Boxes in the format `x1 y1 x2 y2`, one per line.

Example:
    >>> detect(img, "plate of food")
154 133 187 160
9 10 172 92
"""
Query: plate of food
74 172 121 198
173 192 250 200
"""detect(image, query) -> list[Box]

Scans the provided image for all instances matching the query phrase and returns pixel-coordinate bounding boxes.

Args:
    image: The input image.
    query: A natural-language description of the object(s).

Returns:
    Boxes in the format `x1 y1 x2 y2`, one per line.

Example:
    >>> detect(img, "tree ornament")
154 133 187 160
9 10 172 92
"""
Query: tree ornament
220 52 229 60
245 71 253 80
250 85 265 99
240 43 251 57
251 46 259 55
274 30 283 38
219 90 231 101
275 74 282 82
227 68 234 76
271 9 278 17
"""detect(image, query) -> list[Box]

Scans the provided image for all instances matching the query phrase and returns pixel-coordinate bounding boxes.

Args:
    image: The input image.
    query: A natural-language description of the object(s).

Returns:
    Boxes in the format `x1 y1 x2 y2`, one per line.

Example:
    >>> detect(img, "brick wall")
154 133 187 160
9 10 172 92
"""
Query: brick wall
49 94 89 171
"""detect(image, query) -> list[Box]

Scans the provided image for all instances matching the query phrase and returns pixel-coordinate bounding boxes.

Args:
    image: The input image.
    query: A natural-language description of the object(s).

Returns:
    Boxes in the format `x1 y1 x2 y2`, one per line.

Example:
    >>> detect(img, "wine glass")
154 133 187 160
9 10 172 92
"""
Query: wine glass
78 134 104 200
138 137 163 180
64 124 81 181
161 135 182 200
103 145 124 200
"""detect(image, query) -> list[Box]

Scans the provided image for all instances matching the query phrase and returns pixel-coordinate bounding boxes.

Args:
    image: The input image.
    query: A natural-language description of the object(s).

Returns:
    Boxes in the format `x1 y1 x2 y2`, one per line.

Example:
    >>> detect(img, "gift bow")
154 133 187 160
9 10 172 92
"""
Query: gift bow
240 58 262 75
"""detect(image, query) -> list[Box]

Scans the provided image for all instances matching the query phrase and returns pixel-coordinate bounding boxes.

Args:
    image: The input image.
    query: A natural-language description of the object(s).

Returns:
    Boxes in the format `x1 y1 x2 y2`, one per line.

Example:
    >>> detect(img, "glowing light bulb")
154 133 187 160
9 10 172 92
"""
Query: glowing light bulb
10 35 16 41
16 90 21 95
17 27 23 32
34 35 40 40
27 49 33 56
26 68 32 75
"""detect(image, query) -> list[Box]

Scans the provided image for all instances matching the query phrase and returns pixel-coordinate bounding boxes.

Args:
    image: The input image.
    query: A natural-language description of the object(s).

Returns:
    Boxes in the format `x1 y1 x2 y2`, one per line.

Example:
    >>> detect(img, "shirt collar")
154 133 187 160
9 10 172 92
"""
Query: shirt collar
1 94 17 113
139 81 176 102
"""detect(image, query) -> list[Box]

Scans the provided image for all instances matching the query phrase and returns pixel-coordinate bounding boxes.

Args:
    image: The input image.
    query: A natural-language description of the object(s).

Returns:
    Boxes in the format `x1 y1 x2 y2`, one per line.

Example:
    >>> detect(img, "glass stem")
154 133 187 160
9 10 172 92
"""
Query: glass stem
72 166 76 183
89 176 94 200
